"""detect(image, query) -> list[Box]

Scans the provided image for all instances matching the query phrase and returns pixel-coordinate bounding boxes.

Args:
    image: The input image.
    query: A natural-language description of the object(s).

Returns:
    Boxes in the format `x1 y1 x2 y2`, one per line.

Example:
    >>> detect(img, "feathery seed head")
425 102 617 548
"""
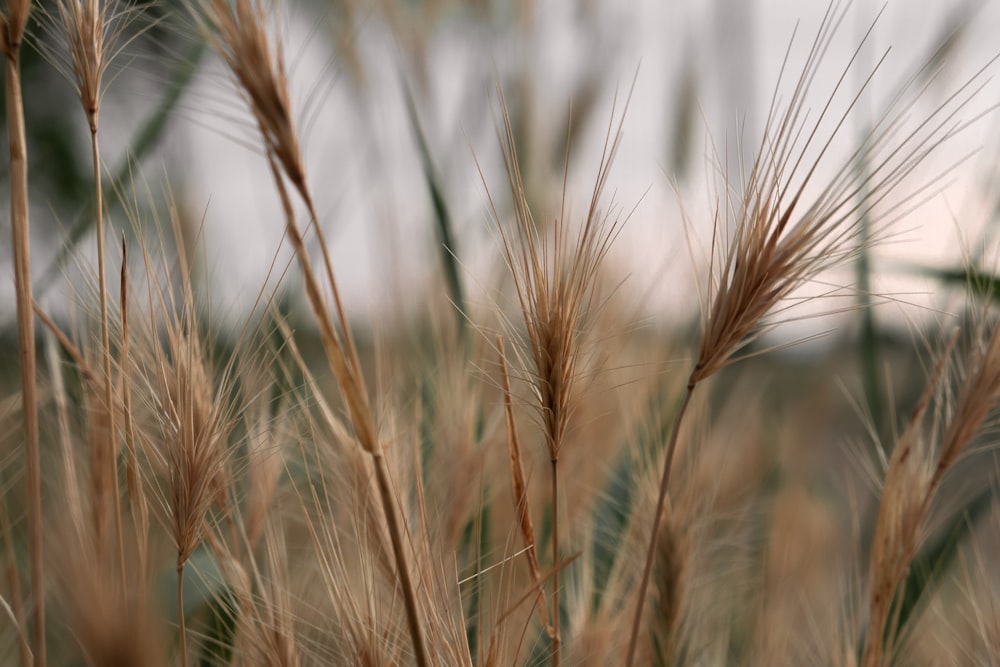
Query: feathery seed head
197 0 305 189
43 0 142 130
691 3 987 386
154 326 232 565
491 87 627 458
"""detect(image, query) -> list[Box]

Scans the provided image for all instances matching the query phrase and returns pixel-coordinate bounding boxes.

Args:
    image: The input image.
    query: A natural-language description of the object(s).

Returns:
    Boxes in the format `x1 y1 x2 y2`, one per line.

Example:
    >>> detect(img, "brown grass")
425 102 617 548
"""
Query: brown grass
2 0 42 661
3 2 1000 666
485 81 629 667
192 1 431 663
626 3 993 661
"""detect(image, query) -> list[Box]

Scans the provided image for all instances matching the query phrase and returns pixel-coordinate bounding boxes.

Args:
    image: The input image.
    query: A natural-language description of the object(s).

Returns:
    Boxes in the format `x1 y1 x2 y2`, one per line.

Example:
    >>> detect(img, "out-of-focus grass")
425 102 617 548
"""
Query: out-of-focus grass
1 2 1000 666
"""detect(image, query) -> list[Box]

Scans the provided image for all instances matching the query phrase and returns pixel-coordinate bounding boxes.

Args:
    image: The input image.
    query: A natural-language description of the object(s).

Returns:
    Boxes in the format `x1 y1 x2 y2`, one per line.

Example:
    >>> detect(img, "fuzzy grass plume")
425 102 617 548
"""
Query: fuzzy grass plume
1 2 999 666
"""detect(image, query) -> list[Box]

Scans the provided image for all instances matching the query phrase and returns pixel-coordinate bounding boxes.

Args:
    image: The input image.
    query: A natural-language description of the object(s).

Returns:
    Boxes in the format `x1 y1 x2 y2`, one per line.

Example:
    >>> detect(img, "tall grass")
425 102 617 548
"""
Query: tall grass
2 1 1000 665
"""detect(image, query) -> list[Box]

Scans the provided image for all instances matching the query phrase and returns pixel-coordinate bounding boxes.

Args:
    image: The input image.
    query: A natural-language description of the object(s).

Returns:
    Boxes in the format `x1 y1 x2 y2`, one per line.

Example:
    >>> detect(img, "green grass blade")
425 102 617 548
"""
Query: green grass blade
898 263 1000 301
401 79 467 342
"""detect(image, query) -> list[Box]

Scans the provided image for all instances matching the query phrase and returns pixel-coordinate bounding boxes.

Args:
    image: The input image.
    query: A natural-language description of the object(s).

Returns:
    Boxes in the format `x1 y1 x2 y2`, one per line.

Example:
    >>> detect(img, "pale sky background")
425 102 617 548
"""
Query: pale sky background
11 0 1000 347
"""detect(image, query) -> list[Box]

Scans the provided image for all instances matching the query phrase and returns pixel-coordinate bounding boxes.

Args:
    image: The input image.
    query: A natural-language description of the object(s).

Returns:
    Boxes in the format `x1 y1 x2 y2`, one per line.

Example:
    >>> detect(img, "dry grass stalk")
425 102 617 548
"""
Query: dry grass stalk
2 0 43 660
863 320 1000 666
158 326 230 667
194 1 430 663
626 4 990 661
55 0 117 573
119 236 150 592
497 335 550 633
488 82 628 667
42 0 146 590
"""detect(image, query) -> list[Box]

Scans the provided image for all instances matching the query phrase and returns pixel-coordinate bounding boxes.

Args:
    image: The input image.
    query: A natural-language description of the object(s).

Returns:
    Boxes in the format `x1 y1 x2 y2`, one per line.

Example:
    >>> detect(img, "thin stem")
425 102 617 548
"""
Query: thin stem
177 560 188 667
91 126 125 580
120 236 149 599
550 456 560 667
625 382 696 667
372 452 429 667
265 156 429 667
6 43 45 667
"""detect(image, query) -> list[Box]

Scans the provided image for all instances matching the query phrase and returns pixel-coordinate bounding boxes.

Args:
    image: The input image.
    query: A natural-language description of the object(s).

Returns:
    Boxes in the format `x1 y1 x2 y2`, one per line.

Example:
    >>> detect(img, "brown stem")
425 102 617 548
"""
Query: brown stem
177 560 188 667
372 452 429 667
266 156 429 667
550 456 560 667
6 44 45 667
91 126 125 581
120 236 149 598
625 382 695 667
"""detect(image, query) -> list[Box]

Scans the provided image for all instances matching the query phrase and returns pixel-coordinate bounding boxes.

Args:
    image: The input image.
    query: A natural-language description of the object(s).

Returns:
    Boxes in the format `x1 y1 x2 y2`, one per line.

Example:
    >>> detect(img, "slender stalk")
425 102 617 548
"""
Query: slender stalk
372 452 430 667
266 156 429 667
550 456 560 667
625 382 695 667
498 335 549 630
177 560 187 667
5 25 45 666
91 123 125 577
120 235 149 598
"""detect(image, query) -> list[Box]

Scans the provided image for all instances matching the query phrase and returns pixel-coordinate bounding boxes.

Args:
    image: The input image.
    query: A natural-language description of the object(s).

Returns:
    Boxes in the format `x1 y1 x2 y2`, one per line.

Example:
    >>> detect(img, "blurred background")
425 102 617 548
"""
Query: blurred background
3 5 1000 661
3 0 1000 348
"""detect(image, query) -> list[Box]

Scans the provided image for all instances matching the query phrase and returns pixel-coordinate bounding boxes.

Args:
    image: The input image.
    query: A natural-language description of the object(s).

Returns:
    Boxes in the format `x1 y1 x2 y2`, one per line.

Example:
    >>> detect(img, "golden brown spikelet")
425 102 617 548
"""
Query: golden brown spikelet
160 332 229 667
196 0 305 191
487 82 631 667
863 318 1000 667
126 265 235 666
58 0 103 124
628 4 993 660
194 1 432 663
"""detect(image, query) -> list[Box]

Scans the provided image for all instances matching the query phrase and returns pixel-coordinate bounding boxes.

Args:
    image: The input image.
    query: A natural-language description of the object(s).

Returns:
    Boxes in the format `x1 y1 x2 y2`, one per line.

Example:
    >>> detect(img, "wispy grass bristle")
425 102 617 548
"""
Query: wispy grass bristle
4 1 1000 665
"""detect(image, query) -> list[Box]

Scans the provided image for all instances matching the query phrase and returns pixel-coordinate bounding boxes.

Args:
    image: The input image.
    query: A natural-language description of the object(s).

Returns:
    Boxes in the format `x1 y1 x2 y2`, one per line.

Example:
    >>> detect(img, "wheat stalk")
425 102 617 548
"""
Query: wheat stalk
2 0 43 661
626 3 988 661
193 2 430 663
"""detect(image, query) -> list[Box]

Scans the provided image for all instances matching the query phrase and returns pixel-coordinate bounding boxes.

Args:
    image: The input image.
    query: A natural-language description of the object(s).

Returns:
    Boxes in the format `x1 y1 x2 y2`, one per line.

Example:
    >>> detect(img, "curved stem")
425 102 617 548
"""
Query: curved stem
266 157 429 667
625 382 696 667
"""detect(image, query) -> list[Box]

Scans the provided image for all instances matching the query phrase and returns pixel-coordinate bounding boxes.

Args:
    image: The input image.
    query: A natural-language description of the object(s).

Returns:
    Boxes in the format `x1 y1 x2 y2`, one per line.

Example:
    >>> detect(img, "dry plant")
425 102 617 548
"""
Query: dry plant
2 1 1000 666
626 3 995 662
485 83 629 666
2 0 42 661
191 1 430 662
42 0 146 577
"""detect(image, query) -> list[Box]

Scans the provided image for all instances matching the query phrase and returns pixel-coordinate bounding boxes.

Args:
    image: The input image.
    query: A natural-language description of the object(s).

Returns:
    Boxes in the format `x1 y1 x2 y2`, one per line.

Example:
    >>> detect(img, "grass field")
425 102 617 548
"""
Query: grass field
2 0 1000 665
